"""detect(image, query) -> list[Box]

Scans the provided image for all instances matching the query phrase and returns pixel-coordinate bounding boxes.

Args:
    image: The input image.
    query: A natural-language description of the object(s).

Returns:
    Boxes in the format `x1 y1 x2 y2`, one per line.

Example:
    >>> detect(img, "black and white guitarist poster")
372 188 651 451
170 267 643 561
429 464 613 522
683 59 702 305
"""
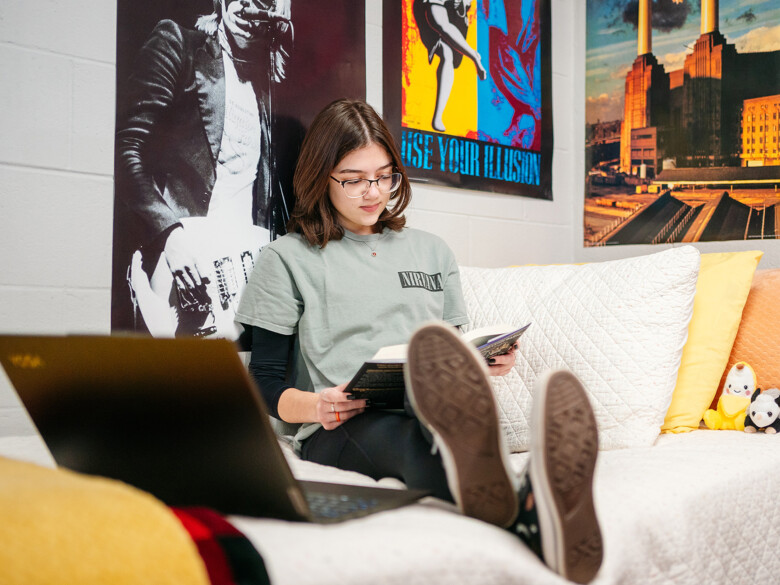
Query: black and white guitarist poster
112 0 365 344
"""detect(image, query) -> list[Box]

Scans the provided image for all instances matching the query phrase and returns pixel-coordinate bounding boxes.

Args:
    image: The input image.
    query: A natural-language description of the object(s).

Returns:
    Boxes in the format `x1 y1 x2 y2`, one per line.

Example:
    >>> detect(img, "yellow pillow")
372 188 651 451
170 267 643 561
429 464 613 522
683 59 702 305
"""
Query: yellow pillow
661 250 763 433
0 457 209 585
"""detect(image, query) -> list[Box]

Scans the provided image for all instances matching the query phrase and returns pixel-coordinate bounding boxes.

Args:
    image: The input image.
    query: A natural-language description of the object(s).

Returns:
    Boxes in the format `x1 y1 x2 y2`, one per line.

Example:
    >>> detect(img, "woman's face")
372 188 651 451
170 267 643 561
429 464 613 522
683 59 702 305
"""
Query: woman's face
328 142 394 235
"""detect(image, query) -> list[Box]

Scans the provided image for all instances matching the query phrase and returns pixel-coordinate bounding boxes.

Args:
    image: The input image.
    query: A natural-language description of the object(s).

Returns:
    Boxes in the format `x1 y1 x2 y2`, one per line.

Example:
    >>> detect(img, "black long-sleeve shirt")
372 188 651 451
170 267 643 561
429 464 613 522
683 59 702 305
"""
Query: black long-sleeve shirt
247 325 296 419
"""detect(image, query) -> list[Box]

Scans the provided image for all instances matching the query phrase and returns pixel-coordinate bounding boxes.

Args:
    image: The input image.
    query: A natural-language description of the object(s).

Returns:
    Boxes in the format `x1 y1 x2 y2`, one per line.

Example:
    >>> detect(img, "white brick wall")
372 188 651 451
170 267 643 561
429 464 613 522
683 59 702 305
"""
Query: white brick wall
0 0 117 434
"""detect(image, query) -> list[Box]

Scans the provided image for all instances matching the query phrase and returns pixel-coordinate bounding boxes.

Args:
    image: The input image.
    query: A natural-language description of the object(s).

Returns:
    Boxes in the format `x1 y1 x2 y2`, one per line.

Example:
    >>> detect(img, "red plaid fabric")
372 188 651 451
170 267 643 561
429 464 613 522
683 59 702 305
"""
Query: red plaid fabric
172 507 271 585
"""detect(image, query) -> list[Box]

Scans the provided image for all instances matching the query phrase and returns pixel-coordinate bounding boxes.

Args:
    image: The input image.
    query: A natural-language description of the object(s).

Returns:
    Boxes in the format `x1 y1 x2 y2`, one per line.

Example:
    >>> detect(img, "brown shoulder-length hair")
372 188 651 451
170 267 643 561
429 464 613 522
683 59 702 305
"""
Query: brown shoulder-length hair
287 99 412 247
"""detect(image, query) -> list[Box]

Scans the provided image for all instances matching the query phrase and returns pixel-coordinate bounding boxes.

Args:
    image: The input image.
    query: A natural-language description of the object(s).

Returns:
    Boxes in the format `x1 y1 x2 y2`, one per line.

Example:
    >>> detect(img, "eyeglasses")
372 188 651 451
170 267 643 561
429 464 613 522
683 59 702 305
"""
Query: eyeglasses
330 173 403 199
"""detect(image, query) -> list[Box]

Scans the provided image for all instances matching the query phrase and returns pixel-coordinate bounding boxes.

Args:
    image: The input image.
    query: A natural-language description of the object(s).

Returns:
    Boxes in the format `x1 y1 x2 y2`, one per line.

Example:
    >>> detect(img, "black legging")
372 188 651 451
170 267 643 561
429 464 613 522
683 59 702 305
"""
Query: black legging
300 409 453 501
245 325 454 501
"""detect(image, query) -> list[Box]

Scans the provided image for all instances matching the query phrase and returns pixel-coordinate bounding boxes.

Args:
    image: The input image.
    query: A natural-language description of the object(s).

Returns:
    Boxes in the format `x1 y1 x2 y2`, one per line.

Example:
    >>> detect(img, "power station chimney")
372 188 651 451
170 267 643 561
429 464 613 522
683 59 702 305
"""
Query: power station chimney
638 0 651 55
701 0 719 34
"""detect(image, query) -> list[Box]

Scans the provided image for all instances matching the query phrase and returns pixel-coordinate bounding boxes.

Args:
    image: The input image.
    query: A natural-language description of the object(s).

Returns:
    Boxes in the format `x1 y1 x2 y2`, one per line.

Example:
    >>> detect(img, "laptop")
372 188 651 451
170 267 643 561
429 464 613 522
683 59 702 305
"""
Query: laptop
0 334 427 523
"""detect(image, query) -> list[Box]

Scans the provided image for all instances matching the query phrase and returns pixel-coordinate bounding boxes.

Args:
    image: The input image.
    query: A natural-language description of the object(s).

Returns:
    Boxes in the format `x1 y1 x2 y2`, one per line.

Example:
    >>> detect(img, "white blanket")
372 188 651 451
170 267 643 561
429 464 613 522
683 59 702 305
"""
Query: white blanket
230 431 780 585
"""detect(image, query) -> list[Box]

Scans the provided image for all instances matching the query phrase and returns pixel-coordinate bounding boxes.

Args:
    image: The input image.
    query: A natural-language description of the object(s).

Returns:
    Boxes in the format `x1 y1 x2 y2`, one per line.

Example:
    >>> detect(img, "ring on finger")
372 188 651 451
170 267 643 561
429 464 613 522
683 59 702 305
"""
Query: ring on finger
335 411 341 422
331 402 335 413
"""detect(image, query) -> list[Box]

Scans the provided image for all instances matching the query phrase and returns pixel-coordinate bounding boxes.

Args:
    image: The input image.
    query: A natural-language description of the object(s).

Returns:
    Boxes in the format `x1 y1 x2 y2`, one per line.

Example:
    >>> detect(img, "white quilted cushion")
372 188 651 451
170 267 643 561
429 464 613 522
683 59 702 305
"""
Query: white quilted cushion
460 245 701 451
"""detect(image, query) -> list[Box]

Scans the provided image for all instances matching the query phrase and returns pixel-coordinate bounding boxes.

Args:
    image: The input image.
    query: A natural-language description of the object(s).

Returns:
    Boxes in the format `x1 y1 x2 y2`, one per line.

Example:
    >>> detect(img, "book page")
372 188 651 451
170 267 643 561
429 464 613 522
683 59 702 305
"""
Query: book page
371 343 408 361
371 323 528 360
462 323 514 347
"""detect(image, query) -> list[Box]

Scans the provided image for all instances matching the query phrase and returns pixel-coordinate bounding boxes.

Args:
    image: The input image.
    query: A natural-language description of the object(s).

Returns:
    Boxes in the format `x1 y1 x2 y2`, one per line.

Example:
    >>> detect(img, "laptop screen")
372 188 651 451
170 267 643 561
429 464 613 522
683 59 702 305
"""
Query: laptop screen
0 335 307 518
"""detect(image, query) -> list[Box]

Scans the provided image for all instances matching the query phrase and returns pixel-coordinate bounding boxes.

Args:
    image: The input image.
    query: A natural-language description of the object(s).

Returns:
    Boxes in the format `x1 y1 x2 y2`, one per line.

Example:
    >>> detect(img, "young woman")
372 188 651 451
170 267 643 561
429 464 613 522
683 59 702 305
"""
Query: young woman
236 99 602 584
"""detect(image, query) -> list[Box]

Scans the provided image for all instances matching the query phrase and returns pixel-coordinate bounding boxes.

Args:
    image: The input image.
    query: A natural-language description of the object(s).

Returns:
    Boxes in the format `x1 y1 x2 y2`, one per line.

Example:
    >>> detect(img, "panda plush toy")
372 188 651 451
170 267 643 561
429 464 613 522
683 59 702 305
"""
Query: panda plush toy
744 388 780 434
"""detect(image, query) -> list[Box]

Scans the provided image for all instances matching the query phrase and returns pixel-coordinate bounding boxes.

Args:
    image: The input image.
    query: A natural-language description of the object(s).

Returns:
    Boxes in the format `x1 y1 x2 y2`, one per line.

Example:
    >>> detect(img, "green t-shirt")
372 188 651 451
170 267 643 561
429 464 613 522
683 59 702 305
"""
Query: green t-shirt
235 227 469 449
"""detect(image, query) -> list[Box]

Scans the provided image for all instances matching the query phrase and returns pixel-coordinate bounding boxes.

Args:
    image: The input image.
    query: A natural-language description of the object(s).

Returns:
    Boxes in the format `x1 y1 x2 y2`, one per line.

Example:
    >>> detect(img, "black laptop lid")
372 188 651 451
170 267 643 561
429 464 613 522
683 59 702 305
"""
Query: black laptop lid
0 335 309 519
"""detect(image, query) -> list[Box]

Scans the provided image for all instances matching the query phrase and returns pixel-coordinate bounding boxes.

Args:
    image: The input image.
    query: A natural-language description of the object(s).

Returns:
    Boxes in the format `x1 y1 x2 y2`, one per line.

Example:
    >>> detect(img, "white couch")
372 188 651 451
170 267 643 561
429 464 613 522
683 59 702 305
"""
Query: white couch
3 245 780 585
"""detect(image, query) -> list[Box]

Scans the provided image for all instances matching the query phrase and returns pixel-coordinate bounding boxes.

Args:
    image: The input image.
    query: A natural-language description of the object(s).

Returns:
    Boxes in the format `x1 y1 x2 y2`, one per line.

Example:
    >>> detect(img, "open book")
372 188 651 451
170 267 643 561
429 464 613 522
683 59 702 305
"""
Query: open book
345 323 531 409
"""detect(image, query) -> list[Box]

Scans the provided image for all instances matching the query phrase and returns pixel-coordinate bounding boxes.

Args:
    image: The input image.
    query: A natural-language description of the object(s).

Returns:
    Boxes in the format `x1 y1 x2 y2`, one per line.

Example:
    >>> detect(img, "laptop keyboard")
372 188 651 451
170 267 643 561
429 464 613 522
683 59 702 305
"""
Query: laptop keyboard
305 491 381 521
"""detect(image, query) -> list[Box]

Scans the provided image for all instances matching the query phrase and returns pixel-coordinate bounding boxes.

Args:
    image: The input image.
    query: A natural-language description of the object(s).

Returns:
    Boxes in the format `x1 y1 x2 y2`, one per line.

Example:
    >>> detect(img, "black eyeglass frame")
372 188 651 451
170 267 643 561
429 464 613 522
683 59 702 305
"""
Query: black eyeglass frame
329 173 404 199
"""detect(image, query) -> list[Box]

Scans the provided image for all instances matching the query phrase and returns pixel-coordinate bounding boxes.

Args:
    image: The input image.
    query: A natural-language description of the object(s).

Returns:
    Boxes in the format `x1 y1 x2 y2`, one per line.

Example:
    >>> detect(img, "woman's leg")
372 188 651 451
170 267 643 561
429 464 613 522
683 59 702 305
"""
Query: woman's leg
432 43 455 132
426 4 486 79
405 322 603 584
301 410 453 501
425 3 486 132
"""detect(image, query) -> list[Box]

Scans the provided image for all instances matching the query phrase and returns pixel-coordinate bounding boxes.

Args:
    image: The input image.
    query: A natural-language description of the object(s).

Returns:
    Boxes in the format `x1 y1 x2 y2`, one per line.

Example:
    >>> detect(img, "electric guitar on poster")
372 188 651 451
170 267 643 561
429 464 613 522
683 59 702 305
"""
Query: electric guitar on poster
127 217 269 340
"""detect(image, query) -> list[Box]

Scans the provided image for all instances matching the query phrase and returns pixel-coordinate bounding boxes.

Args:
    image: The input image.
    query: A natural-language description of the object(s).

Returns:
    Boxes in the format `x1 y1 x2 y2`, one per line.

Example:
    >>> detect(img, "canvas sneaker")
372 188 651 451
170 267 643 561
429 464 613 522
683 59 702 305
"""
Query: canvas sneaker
513 369 603 584
405 321 519 527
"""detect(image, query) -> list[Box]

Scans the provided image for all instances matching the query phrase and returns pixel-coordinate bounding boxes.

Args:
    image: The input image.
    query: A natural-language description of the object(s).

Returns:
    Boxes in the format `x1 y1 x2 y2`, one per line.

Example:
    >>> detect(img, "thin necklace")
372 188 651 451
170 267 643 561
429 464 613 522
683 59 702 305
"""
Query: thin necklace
361 239 379 257
357 234 383 257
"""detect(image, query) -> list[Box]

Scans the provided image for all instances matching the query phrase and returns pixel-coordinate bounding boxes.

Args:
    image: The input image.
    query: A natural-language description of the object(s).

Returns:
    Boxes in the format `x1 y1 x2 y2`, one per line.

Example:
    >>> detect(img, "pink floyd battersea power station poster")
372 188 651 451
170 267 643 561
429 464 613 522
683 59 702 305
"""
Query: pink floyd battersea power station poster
383 0 553 199
584 0 780 246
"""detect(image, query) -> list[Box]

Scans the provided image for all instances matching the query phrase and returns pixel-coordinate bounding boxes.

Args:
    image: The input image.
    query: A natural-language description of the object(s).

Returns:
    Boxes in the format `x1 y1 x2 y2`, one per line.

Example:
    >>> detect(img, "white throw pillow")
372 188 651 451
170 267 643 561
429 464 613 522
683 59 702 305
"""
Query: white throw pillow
460 245 700 451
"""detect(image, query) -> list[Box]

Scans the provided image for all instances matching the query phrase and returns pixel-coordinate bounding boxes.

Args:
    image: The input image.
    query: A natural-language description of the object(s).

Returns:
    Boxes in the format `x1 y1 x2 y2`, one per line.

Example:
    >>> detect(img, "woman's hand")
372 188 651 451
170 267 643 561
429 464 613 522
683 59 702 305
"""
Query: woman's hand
317 383 368 430
487 344 518 377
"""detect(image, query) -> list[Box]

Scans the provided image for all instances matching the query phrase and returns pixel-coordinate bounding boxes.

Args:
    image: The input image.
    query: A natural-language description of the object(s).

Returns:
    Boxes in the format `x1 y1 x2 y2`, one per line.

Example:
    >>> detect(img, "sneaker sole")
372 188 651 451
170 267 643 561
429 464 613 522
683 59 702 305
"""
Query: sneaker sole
530 370 603 584
405 322 518 527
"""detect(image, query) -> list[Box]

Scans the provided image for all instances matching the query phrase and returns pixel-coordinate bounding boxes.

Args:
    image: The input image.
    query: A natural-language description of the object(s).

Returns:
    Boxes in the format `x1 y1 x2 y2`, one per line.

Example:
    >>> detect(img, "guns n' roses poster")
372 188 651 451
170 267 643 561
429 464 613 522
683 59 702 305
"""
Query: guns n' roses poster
111 0 365 344
383 0 553 199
